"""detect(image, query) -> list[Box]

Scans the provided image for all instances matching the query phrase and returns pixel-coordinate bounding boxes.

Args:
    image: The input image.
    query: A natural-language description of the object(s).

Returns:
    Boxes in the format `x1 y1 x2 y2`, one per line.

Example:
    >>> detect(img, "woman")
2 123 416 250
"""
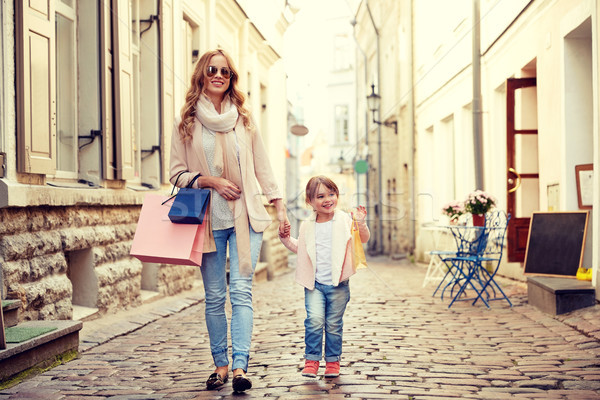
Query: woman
170 49 290 392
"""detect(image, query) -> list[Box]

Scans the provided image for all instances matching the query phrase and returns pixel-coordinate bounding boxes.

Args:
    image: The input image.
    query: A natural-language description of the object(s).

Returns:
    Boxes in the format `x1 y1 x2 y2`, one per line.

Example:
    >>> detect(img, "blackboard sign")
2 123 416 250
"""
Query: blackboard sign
523 211 589 277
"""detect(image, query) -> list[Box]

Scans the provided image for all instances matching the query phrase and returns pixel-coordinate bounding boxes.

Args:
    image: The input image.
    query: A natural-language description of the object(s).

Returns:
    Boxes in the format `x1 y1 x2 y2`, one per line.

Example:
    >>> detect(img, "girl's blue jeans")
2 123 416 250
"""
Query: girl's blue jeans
304 280 350 362
200 226 262 372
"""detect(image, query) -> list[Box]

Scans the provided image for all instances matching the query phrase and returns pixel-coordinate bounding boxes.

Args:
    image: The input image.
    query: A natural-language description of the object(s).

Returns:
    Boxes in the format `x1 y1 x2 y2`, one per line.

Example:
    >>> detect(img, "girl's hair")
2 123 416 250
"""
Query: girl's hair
178 49 253 142
305 175 339 206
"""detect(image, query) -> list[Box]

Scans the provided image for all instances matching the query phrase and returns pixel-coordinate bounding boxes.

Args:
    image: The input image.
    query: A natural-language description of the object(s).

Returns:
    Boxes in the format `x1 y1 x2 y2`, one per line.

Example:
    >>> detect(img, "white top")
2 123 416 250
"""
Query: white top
203 126 234 230
315 220 333 285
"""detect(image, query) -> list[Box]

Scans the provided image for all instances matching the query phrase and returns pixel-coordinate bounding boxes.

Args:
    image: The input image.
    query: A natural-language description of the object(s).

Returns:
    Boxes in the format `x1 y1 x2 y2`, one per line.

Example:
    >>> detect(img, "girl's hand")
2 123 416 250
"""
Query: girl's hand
278 217 291 238
211 177 241 201
352 205 367 223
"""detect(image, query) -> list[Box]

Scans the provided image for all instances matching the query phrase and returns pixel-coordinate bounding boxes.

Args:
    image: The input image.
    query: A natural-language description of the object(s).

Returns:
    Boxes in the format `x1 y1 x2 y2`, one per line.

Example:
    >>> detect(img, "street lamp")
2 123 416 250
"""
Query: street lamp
367 84 397 133
365 83 388 255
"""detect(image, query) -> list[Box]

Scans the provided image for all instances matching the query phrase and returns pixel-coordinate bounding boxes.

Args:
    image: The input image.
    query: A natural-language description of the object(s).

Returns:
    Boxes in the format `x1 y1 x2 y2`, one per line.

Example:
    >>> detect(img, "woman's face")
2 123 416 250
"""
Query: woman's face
203 54 232 102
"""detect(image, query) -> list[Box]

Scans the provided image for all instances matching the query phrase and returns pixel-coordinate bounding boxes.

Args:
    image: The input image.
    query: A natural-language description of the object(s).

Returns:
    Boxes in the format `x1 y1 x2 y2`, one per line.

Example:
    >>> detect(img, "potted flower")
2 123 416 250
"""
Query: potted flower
442 200 465 224
464 190 496 226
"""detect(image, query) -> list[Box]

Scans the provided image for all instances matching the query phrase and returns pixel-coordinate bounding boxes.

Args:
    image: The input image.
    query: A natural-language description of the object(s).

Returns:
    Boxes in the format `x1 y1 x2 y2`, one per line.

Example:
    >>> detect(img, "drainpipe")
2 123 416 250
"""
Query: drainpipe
366 0 383 255
350 18 369 234
472 0 484 189
408 0 416 253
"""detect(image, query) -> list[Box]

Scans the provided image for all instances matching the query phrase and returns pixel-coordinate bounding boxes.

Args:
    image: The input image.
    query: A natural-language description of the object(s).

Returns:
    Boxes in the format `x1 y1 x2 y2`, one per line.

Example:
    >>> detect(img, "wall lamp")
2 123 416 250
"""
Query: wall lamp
337 151 345 173
366 84 397 134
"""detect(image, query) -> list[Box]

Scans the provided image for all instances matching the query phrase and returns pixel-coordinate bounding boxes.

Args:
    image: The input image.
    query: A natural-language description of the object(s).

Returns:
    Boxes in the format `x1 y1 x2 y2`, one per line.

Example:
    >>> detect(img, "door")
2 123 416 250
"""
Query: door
506 77 539 262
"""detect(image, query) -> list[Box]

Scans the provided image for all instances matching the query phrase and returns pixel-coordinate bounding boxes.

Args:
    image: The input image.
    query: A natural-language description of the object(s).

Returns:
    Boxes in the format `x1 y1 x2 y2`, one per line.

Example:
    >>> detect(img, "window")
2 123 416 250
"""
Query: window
55 2 77 176
334 105 349 143
182 17 200 90
333 34 351 71
16 0 160 185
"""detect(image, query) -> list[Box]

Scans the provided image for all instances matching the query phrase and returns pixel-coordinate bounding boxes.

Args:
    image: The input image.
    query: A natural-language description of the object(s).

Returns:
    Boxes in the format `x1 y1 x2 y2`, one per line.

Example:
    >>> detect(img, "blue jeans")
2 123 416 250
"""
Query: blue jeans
304 280 350 362
200 226 263 372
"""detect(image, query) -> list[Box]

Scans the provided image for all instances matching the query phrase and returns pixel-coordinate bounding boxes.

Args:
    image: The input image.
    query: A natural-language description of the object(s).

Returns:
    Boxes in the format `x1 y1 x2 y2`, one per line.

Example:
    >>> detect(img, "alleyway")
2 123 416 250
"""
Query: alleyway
1 257 600 399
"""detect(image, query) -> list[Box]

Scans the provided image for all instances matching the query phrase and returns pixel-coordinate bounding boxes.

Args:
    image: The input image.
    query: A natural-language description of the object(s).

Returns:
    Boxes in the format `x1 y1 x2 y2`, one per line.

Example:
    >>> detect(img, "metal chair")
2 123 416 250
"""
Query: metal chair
433 211 511 308
469 211 512 307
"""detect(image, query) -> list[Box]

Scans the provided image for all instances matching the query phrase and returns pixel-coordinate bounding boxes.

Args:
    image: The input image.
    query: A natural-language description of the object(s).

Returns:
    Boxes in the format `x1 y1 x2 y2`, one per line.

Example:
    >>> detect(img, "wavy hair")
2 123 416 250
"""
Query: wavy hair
178 49 253 142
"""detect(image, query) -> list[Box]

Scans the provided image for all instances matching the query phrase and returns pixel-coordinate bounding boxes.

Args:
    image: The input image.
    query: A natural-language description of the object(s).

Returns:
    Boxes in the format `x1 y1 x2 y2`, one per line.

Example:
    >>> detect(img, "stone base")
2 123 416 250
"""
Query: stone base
527 276 596 315
2 300 20 328
0 320 82 382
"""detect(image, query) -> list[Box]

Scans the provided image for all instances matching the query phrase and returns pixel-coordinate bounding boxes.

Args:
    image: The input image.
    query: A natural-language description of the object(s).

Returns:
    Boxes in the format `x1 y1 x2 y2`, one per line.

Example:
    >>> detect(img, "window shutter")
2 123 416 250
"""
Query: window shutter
100 0 114 179
160 0 175 184
16 0 56 174
112 0 135 180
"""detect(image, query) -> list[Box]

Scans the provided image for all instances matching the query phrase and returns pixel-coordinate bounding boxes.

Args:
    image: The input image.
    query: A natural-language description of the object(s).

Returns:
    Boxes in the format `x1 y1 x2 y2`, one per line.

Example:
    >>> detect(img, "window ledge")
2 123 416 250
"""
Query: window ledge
0 179 154 208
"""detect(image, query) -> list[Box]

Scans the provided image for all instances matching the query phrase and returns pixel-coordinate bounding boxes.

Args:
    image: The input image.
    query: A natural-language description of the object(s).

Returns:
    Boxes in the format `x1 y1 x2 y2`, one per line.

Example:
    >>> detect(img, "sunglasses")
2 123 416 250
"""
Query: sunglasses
206 66 233 79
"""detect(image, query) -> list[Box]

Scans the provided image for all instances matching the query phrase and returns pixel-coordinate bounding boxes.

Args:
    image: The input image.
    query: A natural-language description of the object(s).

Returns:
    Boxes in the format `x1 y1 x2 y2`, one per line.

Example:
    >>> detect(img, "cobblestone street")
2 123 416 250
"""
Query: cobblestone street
1 257 600 399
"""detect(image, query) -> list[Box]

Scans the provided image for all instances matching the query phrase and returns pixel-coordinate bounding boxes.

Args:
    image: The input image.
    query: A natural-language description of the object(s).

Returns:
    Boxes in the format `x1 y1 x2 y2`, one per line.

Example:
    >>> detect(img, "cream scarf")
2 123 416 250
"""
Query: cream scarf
195 94 253 277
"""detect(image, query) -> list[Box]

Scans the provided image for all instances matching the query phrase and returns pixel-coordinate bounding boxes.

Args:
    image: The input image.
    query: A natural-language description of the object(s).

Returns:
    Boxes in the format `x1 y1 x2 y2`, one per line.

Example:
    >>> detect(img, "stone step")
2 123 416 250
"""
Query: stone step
527 276 596 315
0 320 82 382
1 300 20 328
72 305 99 322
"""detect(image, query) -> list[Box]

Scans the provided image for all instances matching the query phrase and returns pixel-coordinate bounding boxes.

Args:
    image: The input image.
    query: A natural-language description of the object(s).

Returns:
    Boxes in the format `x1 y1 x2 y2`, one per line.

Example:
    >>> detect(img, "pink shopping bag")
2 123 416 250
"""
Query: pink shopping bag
130 194 206 266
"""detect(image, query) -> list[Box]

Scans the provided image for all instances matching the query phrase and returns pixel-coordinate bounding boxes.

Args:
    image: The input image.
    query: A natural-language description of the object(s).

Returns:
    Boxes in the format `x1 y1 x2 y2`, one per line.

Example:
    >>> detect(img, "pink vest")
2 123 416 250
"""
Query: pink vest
295 211 356 290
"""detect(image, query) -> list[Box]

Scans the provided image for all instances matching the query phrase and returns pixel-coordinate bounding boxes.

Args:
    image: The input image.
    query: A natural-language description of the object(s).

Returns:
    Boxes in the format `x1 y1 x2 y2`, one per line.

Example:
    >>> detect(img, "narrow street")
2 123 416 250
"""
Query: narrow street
1 257 600 399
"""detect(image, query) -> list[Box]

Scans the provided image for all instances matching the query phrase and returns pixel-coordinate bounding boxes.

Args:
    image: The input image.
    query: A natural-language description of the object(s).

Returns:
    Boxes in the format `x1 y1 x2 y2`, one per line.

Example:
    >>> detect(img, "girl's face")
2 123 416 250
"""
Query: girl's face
203 54 231 103
309 184 338 222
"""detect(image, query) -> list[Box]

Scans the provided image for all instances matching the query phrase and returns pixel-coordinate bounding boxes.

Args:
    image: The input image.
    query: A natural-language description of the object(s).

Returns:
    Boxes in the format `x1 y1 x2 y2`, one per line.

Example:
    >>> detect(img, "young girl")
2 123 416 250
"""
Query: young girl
279 175 369 378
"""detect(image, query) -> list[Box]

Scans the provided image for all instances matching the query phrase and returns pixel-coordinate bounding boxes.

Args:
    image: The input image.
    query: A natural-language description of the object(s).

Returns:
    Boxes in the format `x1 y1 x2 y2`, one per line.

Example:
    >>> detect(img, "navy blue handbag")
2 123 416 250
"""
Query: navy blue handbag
166 173 211 224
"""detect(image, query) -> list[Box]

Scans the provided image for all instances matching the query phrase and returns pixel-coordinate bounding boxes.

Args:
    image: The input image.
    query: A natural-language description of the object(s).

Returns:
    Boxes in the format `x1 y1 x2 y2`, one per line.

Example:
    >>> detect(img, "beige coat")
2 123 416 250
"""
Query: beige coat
169 117 282 253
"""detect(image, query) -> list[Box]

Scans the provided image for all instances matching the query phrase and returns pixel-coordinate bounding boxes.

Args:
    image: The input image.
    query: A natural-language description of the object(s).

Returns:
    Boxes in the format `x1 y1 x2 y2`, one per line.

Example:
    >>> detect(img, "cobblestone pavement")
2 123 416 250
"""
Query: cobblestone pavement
1 257 600 399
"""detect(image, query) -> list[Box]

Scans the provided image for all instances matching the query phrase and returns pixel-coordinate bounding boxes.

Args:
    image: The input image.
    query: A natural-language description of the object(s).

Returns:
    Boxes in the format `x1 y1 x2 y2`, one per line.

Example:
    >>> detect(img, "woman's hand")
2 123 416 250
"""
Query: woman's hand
210 177 241 201
272 199 291 238
277 209 291 238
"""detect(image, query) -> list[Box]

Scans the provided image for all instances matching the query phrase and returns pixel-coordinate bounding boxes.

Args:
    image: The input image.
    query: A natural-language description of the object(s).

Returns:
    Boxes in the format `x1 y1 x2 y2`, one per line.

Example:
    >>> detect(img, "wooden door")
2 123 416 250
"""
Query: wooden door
506 77 538 262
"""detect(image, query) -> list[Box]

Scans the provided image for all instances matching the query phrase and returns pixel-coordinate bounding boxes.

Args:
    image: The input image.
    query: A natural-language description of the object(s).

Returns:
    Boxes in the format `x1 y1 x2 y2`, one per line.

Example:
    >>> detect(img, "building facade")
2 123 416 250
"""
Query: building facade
353 0 414 257
414 0 600 296
354 0 599 296
0 0 291 322
284 0 359 229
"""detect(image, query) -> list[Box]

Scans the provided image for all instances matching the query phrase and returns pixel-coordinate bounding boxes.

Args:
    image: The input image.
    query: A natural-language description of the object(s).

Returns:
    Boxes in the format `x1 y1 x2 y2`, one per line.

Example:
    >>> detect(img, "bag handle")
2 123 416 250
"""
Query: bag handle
352 215 360 231
162 172 202 205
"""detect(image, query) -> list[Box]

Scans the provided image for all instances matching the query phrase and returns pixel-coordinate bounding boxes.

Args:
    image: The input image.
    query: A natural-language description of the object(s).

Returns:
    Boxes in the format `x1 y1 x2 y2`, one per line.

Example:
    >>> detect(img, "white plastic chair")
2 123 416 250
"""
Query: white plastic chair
422 223 456 287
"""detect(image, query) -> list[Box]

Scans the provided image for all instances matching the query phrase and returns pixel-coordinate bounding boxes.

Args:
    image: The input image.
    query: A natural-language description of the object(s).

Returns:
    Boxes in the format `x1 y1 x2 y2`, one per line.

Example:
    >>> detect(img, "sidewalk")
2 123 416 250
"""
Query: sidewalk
1 256 599 399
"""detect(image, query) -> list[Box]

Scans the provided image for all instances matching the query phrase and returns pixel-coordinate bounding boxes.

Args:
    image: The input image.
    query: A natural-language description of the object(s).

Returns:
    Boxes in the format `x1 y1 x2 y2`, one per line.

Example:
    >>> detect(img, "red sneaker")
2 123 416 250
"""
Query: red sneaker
324 361 340 378
301 360 320 378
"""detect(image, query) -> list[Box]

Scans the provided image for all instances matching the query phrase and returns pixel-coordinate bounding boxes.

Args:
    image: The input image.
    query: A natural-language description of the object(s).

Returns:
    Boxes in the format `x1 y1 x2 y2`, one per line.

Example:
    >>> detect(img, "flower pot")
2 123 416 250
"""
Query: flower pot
472 214 485 227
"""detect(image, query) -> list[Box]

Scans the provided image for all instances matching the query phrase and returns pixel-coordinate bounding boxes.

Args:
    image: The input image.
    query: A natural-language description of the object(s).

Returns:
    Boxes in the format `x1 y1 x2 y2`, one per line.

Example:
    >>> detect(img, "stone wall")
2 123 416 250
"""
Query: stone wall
0 202 290 323
0 204 195 322
263 204 292 278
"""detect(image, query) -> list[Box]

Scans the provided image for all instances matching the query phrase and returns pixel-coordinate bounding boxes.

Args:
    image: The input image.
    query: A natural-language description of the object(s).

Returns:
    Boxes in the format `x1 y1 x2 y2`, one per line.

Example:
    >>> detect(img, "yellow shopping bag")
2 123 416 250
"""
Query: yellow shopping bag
352 217 368 271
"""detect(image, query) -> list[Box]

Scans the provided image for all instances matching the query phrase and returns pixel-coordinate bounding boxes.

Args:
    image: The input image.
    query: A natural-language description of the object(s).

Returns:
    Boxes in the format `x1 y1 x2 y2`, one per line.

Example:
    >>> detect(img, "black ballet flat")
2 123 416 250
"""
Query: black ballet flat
206 372 228 390
232 374 252 392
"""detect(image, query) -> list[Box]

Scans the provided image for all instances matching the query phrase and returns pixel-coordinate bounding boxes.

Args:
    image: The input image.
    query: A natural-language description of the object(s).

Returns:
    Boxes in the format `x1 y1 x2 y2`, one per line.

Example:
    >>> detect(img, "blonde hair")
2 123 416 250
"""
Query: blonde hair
305 175 339 206
178 49 253 142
